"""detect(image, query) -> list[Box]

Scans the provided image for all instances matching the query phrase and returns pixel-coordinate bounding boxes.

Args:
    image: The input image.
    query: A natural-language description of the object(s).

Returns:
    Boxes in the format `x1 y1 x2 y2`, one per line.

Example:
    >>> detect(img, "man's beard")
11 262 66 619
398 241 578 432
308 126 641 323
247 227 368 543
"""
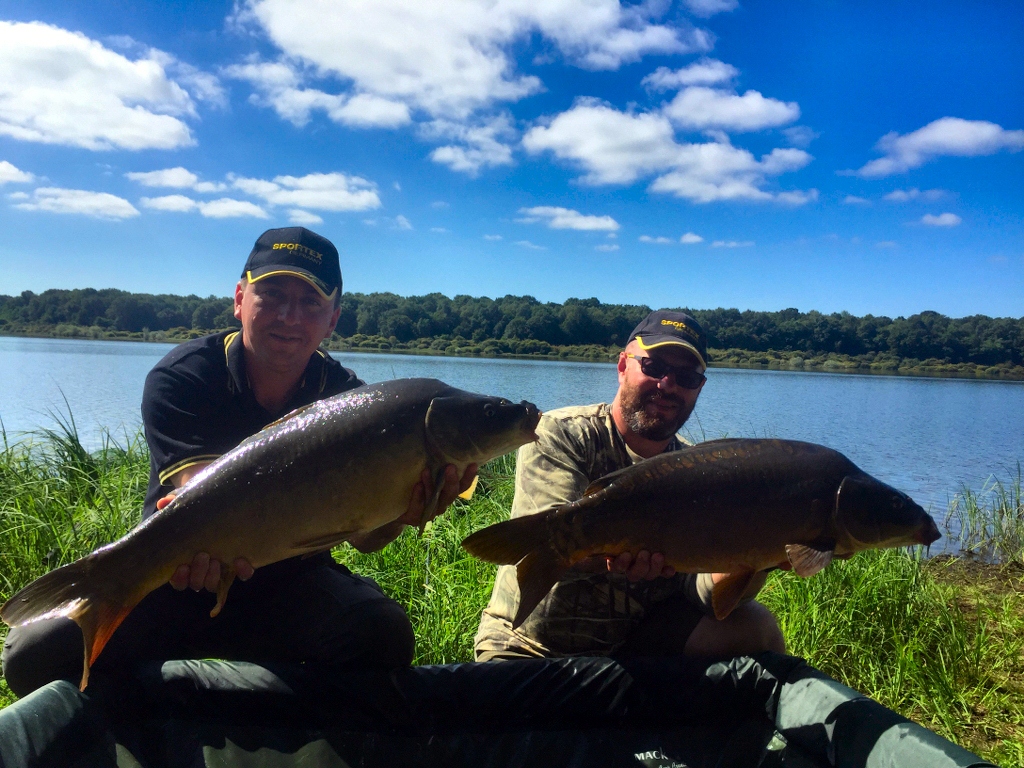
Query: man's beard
620 385 694 441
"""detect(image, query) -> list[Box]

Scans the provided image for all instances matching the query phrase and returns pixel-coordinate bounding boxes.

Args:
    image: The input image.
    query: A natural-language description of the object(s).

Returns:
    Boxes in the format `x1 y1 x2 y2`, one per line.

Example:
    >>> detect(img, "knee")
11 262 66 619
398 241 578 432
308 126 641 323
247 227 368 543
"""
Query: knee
321 598 415 669
684 601 785 658
2 618 84 698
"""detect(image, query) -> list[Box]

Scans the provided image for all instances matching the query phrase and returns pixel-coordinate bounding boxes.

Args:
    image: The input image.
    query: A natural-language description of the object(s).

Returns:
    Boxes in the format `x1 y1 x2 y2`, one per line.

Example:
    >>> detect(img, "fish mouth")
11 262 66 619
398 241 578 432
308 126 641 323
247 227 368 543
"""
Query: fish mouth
915 516 942 546
521 401 542 441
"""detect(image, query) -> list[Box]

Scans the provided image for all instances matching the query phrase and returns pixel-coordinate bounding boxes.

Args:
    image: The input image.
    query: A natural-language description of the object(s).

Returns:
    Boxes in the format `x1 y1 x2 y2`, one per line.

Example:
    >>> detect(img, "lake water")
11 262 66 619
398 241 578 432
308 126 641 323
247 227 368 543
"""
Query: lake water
1 336 1022 520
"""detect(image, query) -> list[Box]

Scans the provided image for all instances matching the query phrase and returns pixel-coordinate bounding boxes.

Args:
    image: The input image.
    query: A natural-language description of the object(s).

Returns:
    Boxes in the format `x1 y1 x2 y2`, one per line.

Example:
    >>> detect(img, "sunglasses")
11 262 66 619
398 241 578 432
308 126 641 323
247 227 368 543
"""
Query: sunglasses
625 353 706 390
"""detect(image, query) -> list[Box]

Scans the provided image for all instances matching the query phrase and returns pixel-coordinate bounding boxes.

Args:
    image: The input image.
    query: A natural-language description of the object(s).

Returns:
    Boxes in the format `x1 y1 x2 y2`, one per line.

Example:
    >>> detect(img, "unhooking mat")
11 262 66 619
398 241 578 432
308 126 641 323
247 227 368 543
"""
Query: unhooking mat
0 652 996 768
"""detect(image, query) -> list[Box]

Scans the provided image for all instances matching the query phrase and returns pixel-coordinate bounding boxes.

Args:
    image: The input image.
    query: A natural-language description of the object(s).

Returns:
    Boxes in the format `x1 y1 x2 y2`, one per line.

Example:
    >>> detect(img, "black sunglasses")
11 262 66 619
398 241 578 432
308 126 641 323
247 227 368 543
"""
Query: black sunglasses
625 353 706 389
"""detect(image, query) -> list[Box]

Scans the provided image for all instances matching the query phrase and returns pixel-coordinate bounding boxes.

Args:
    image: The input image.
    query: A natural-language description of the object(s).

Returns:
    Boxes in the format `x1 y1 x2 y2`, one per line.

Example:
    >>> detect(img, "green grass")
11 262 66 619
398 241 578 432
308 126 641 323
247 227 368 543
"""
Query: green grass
0 427 1020 766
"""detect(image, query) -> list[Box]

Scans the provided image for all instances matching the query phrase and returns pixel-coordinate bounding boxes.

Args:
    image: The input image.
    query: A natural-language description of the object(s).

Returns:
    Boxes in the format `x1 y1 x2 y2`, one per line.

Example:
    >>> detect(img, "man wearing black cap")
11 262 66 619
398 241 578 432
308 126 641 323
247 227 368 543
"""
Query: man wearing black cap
474 310 784 662
2 227 471 697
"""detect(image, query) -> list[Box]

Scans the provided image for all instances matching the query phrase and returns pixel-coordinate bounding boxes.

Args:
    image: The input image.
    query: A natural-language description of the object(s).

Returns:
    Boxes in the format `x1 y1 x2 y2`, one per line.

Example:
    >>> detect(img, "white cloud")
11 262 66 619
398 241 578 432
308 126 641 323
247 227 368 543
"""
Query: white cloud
639 235 674 244
141 194 198 212
711 239 754 247
776 189 818 205
680 232 703 243
843 195 870 205
524 100 813 203
524 100 684 185
141 194 270 218
0 161 34 184
855 117 1024 177
883 187 945 202
595 243 620 251
7 191 29 201
650 145 812 203
782 125 818 148
288 209 323 225
515 240 546 250
519 205 619 231
921 212 961 227
236 0 711 119
682 0 739 18
663 86 799 132
225 61 413 129
231 172 381 211
13 187 139 219
431 200 450 209
875 240 897 248
642 58 738 90
430 227 448 233
483 234 503 240
426 115 516 175
394 214 413 229
126 166 225 191
0 21 204 150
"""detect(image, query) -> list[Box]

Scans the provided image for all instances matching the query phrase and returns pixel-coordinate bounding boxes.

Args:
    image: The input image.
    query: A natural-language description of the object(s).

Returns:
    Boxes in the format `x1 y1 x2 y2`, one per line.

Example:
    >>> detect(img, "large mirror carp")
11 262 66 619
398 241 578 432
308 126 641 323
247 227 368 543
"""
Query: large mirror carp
2 378 540 688
462 438 940 629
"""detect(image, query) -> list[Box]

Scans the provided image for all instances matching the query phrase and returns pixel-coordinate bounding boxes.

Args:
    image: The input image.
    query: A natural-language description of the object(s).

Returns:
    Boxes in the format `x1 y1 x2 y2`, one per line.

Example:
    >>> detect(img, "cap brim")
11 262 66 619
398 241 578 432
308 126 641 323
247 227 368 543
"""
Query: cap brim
635 335 707 371
246 268 338 302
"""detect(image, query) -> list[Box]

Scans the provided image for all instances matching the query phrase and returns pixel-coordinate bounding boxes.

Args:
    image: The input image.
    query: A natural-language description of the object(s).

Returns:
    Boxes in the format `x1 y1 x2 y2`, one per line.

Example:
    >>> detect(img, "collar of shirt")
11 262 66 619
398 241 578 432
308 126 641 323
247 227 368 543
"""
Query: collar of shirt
223 330 329 414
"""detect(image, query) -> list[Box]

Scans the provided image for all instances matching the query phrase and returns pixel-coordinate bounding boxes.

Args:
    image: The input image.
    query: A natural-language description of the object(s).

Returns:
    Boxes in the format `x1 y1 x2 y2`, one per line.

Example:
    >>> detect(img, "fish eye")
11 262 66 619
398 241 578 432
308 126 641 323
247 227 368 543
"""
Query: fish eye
483 404 496 417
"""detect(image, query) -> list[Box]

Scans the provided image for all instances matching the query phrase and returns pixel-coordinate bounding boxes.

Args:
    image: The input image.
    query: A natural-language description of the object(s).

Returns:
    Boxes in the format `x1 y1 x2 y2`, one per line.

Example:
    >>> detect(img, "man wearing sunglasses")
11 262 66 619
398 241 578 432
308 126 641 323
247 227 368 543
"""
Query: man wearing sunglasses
475 310 784 662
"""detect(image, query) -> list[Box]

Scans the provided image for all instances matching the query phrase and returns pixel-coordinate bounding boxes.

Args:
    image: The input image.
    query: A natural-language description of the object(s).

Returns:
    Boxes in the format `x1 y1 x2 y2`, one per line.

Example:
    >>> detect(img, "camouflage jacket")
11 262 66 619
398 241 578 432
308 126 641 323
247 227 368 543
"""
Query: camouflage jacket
474 403 714 660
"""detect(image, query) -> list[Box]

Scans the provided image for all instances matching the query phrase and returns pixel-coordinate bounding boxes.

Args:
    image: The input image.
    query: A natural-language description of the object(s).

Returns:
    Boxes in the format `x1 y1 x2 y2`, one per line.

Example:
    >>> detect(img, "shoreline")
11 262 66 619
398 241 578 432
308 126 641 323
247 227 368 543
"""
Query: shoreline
3 328 1023 383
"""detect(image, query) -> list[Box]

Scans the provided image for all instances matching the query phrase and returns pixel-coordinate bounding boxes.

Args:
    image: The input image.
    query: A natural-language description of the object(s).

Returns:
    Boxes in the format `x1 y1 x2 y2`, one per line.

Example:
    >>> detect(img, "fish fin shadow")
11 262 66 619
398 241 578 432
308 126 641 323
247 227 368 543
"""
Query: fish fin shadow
711 570 756 621
785 544 834 577
512 548 568 629
292 530 358 554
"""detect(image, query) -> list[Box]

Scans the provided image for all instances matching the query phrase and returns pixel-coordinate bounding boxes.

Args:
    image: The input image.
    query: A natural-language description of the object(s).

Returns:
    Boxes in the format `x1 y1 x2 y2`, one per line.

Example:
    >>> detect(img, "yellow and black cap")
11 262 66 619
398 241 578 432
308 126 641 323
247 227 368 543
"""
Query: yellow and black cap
627 310 708 372
242 227 342 301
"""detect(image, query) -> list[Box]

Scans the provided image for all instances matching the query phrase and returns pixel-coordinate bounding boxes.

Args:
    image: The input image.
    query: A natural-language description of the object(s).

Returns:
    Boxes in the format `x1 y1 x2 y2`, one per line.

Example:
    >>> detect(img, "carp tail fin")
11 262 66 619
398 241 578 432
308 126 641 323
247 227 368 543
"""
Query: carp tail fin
1 556 140 691
461 513 552 565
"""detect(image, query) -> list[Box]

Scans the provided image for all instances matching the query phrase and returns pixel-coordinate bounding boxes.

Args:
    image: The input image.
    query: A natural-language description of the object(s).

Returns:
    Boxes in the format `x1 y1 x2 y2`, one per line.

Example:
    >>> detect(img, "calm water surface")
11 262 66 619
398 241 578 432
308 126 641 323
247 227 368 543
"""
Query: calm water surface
1 337 1022 518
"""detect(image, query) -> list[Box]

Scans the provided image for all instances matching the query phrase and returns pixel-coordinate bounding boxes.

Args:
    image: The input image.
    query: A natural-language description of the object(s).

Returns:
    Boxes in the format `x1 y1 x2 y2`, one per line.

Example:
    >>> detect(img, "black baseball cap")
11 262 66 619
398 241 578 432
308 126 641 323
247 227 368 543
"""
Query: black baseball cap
242 227 342 301
627 310 708 371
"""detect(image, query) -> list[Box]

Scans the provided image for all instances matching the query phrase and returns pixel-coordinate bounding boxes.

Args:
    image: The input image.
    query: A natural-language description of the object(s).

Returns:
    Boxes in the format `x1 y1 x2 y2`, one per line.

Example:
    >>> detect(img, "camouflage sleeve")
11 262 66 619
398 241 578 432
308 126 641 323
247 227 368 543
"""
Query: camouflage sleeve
509 414 592 520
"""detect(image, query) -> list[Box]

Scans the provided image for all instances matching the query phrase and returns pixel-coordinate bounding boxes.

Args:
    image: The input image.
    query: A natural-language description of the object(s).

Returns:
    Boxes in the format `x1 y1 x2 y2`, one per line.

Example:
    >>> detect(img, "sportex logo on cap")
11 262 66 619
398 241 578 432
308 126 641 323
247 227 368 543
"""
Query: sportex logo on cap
272 242 323 264
660 318 700 343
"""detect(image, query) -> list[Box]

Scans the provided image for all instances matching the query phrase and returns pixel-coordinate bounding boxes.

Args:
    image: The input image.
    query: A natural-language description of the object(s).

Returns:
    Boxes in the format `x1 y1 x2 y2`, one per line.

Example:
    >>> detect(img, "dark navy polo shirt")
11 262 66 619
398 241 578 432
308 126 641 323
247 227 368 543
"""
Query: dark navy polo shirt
141 330 363 520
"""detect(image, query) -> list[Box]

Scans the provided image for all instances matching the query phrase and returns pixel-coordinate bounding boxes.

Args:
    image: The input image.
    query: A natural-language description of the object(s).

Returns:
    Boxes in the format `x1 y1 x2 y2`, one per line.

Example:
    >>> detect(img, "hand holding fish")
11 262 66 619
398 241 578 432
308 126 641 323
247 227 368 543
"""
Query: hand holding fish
155 493 256 592
570 550 676 581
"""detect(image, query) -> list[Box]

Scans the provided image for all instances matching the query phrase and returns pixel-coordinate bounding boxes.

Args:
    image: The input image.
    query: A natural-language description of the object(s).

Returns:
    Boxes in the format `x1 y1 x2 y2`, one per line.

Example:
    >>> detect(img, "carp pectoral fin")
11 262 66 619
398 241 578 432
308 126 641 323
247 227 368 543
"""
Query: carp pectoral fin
458 474 480 500
292 530 358 554
209 569 237 618
785 544 834 577
710 570 755 621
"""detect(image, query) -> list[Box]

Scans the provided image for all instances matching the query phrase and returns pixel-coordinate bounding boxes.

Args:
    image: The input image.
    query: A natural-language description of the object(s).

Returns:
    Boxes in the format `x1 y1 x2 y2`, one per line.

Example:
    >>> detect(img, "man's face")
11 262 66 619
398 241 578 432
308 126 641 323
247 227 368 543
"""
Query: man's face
234 275 341 373
615 342 704 441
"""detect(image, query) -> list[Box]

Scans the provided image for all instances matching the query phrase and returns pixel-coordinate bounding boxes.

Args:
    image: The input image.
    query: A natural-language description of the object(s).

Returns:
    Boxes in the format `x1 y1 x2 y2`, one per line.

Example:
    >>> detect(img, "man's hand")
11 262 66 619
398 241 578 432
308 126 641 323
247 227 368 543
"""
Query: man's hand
347 464 478 553
157 493 255 591
571 550 676 581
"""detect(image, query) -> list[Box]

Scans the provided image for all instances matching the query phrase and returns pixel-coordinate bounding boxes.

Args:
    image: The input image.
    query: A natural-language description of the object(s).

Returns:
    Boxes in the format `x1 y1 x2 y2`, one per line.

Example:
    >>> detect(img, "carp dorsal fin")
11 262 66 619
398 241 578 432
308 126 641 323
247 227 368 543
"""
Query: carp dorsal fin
710 569 756 620
785 544 834 577
581 463 636 497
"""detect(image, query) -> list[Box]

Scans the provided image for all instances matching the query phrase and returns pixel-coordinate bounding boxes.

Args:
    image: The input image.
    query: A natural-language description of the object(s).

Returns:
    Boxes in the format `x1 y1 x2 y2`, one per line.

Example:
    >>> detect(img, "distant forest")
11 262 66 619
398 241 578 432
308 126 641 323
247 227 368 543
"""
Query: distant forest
1 288 1022 378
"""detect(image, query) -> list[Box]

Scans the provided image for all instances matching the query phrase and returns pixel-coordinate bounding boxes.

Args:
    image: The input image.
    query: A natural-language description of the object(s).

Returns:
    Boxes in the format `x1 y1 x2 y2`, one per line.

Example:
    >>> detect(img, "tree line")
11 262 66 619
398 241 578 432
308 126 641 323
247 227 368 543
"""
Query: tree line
1 287 1021 368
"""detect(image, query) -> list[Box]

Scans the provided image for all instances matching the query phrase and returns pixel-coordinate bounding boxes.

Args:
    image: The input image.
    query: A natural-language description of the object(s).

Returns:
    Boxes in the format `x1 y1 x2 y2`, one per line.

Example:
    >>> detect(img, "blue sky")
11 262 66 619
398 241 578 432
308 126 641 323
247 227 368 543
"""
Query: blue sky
0 0 1021 318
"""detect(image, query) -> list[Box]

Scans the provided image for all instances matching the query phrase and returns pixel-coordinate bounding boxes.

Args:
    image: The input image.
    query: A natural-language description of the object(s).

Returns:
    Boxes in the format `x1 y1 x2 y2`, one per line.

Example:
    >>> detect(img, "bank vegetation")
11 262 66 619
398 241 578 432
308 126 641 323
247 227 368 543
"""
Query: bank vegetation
2 288 1022 380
